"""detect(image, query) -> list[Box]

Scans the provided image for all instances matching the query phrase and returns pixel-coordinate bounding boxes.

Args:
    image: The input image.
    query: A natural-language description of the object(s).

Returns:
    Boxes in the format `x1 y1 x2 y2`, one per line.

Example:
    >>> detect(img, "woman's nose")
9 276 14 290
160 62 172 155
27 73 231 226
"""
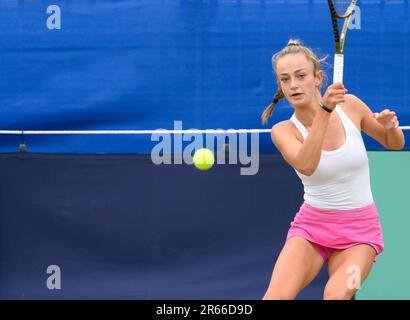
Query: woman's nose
290 78 298 89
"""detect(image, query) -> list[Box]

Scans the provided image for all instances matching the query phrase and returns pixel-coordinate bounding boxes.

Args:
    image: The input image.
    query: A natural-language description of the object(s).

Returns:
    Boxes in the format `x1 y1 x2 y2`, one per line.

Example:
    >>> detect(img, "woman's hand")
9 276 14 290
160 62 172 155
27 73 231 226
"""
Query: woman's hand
374 109 399 130
321 83 348 110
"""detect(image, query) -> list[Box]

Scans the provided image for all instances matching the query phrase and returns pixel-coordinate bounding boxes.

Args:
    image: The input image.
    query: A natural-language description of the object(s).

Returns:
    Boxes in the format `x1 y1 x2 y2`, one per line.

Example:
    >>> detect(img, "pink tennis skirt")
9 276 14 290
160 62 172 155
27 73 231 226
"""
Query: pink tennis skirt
286 201 384 262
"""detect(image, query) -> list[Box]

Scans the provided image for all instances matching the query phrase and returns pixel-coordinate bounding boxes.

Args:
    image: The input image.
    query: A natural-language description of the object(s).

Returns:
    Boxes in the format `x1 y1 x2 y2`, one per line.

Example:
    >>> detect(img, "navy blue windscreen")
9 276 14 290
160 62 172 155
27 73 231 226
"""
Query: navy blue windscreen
0 153 329 299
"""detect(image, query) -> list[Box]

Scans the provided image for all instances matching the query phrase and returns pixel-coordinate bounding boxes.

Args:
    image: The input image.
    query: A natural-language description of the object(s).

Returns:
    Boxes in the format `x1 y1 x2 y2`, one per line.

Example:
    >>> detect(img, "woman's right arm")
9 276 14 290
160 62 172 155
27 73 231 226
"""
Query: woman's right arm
271 108 332 176
270 83 347 176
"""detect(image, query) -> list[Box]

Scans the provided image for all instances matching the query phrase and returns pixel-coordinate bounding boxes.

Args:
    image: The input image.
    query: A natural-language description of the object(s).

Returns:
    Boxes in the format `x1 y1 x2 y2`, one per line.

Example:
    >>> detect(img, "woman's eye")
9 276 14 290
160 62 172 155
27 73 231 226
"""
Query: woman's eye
281 78 289 82
297 74 306 79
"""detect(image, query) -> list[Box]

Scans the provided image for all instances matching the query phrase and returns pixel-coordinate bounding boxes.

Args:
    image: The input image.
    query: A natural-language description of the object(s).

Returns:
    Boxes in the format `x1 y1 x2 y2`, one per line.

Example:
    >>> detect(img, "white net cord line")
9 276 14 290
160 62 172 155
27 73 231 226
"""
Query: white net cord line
0 127 409 135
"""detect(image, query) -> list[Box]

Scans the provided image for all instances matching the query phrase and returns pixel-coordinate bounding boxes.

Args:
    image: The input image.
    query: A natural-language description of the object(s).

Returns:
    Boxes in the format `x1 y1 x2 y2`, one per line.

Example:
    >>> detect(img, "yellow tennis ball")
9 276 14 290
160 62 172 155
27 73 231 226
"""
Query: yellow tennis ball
193 148 215 170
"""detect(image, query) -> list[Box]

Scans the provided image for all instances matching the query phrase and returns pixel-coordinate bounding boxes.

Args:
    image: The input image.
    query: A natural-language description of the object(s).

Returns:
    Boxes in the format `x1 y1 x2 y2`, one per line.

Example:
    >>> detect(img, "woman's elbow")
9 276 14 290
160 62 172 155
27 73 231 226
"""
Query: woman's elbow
386 141 405 150
389 145 405 151
296 166 315 176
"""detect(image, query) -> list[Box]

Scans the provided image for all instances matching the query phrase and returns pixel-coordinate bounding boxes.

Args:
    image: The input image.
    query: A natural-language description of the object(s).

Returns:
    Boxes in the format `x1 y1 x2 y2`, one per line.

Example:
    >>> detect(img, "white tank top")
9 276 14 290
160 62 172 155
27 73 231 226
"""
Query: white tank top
289 105 374 210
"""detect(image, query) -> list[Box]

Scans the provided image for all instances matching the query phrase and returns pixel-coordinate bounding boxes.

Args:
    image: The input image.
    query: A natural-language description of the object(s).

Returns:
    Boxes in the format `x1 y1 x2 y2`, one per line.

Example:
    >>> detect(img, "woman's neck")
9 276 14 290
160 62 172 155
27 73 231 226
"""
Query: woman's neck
294 92 323 127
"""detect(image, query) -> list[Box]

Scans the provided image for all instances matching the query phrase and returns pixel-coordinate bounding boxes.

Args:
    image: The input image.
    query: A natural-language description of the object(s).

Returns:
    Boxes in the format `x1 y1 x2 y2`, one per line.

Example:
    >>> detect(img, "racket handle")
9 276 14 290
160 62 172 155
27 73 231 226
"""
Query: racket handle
333 54 344 84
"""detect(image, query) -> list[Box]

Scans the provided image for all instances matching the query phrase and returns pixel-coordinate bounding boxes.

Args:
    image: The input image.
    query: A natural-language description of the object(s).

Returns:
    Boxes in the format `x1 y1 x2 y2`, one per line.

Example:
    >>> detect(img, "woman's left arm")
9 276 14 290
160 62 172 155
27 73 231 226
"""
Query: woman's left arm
380 112 406 150
348 94 405 150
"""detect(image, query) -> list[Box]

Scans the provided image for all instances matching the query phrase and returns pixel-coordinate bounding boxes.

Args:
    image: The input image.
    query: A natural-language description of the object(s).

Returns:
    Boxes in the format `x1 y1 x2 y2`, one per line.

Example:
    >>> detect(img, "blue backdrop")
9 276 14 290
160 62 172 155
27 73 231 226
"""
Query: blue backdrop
0 0 409 153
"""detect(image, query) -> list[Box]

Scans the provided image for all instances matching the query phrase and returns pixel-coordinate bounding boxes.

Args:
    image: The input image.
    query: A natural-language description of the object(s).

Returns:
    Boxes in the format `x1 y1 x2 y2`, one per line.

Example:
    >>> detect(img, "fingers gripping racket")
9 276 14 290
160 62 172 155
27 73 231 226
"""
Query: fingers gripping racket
327 0 357 84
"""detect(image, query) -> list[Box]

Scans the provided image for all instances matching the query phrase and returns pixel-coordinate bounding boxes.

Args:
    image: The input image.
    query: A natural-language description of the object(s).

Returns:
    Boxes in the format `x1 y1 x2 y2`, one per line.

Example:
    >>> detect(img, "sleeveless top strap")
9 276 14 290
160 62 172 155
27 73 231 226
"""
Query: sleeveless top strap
290 105 351 141
289 112 309 140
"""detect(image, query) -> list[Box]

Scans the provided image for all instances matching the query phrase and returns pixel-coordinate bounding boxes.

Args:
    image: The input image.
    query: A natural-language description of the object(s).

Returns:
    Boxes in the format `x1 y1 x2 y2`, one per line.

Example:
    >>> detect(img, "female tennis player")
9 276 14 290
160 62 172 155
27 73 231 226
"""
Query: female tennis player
261 39 405 300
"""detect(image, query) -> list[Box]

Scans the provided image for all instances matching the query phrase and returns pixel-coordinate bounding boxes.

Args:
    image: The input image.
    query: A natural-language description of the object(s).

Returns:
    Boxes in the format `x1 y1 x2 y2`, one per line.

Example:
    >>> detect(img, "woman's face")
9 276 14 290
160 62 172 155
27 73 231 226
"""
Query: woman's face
275 53 322 107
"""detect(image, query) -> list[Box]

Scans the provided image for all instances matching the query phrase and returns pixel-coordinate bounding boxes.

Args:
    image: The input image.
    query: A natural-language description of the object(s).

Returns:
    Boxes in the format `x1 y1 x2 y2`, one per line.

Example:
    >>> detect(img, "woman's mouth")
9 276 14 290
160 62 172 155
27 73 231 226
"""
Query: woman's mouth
291 93 304 100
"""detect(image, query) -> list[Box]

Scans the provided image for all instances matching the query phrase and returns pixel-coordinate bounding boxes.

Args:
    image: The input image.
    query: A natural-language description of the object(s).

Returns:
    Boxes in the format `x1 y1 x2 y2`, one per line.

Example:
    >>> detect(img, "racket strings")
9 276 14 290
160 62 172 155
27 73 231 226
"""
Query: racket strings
331 0 357 18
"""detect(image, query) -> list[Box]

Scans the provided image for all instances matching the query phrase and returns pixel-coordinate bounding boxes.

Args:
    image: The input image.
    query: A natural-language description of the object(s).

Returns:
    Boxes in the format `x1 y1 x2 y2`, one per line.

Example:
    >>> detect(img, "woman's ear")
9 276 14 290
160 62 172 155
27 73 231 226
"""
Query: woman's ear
315 70 323 87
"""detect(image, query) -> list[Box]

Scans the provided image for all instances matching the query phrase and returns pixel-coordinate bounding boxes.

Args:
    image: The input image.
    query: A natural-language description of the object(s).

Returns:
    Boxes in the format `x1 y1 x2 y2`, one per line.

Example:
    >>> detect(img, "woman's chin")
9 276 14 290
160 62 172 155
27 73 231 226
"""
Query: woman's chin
291 97 309 106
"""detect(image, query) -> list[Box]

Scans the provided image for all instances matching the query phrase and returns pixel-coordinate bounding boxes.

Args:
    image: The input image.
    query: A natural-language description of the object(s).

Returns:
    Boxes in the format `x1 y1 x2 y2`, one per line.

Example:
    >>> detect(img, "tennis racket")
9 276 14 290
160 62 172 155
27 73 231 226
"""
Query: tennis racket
327 0 357 84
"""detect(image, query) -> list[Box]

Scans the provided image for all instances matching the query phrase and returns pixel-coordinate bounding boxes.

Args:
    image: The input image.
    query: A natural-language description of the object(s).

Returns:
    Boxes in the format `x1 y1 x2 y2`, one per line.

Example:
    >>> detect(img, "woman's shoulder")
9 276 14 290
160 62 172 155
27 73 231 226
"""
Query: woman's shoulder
340 93 362 113
271 119 304 143
271 119 296 132
338 94 363 131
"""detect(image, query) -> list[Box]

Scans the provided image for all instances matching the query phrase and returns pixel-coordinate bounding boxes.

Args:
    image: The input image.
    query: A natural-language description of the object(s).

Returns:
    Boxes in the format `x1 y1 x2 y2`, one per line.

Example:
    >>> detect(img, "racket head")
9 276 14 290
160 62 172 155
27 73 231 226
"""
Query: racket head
327 0 357 54
329 0 357 18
